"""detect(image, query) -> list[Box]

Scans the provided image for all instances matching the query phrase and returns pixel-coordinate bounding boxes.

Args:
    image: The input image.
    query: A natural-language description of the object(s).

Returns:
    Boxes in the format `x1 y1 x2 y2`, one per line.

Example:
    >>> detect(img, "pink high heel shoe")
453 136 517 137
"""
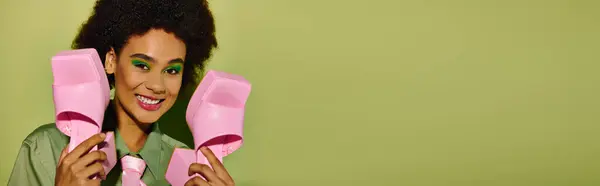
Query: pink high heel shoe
165 70 251 186
51 48 117 178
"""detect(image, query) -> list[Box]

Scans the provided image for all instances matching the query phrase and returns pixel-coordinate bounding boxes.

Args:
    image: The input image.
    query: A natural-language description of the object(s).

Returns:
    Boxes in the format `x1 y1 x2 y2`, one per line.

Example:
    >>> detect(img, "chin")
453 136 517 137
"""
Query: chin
130 104 169 125
133 112 162 124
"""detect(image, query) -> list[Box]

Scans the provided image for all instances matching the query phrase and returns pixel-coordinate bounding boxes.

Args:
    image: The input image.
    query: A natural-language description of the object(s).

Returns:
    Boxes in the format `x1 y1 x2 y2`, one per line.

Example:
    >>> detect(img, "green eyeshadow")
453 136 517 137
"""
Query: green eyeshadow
131 59 149 66
167 64 182 72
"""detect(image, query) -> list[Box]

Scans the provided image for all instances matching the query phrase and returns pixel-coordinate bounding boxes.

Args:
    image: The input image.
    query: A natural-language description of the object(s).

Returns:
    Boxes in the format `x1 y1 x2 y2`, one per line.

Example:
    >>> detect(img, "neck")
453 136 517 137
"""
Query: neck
113 97 151 153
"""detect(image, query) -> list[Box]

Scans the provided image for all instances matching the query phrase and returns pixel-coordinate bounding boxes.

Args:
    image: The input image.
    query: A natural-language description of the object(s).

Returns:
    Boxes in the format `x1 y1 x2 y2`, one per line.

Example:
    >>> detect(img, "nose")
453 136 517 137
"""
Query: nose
145 74 166 94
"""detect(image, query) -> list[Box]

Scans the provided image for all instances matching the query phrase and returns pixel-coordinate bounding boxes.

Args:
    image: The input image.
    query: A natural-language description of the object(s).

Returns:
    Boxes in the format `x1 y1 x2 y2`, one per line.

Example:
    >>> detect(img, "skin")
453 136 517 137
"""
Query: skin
105 29 186 152
55 29 235 186
55 133 108 185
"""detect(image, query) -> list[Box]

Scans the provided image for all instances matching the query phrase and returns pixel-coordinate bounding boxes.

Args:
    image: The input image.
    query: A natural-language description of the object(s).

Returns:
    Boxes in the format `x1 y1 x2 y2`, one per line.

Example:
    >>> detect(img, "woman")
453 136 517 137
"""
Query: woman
8 0 235 185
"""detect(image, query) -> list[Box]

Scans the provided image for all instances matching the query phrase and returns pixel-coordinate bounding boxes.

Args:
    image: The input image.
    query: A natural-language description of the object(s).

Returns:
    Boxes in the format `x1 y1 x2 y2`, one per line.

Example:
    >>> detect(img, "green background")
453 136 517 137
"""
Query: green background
1 0 599 185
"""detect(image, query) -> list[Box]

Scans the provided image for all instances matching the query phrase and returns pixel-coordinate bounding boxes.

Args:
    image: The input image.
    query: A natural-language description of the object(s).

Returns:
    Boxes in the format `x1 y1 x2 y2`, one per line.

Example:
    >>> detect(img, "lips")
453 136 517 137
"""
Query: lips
135 94 165 111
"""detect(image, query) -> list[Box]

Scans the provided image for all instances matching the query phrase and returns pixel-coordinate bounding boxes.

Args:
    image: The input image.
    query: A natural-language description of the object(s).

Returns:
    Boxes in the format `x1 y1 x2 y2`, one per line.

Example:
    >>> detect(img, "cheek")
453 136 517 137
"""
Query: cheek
165 76 182 96
115 64 145 91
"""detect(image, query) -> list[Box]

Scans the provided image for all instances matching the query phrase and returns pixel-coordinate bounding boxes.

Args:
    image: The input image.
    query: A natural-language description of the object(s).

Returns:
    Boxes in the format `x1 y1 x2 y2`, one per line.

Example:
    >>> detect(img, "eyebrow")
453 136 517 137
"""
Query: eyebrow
130 53 184 64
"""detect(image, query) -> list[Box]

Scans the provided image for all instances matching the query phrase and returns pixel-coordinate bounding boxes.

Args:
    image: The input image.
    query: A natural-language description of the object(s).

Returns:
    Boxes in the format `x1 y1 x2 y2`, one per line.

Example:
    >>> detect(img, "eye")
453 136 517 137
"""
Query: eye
131 60 150 71
165 65 182 75
165 68 180 75
135 64 149 70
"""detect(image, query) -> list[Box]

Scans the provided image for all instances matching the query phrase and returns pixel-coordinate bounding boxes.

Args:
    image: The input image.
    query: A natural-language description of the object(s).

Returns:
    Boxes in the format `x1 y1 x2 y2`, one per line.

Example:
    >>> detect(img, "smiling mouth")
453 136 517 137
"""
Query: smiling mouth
136 94 164 104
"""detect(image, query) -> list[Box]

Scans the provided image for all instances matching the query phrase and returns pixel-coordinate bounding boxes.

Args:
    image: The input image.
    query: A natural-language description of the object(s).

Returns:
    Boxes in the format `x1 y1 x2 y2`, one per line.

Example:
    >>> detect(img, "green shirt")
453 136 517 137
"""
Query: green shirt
7 123 189 186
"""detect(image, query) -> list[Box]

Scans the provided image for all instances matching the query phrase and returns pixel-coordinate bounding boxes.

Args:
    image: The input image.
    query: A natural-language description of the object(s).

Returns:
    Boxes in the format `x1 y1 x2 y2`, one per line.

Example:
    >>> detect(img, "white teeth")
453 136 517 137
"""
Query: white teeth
136 95 160 105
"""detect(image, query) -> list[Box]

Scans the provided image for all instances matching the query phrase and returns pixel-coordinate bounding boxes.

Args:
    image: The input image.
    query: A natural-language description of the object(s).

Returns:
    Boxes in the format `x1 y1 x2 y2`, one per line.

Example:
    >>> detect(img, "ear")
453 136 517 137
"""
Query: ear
105 47 117 75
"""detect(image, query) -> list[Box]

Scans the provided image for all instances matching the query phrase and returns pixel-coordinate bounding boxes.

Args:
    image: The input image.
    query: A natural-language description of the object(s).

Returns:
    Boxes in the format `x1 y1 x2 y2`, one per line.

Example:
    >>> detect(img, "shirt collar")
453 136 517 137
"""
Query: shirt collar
114 123 163 178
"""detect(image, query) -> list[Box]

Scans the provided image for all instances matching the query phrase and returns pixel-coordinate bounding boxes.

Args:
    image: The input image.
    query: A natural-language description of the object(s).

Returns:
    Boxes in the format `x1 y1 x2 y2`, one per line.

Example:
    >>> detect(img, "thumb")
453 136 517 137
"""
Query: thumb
58 145 68 164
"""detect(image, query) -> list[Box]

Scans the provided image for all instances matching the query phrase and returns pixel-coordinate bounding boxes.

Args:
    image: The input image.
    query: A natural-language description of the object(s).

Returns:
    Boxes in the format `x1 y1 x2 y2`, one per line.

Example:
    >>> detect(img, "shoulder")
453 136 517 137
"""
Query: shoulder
21 123 68 148
160 133 190 149
9 123 67 185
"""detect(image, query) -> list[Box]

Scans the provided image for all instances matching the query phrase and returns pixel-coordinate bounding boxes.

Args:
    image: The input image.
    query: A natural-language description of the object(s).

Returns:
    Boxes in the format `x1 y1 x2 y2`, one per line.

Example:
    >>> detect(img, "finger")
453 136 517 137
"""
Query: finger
188 163 222 183
63 133 106 164
58 146 69 165
87 179 101 185
75 162 106 180
200 146 233 180
184 176 210 186
71 151 107 171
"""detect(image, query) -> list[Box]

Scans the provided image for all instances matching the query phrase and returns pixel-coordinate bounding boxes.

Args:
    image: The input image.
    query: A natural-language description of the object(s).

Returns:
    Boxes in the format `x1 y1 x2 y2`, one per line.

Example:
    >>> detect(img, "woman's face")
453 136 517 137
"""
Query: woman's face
105 29 186 125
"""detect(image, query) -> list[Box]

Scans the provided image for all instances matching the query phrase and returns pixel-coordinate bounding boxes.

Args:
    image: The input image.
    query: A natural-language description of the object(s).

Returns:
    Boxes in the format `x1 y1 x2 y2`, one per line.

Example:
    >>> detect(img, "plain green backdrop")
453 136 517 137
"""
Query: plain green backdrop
1 0 599 185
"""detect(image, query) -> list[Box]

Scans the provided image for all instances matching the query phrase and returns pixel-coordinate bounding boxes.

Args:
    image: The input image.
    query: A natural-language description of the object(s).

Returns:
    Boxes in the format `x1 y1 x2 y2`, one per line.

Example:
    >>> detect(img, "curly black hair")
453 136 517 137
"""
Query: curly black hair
72 0 218 89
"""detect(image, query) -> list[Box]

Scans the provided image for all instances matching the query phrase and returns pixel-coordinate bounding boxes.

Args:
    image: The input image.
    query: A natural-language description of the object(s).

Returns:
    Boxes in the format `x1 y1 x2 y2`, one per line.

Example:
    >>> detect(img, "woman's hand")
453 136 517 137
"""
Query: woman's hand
55 133 108 186
185 147 235 186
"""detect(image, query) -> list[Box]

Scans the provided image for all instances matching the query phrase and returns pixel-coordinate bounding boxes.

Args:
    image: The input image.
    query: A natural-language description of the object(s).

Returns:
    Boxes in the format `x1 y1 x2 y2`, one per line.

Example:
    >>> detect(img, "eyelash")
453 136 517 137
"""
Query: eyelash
132 60 181 75
134 62 150 70
165 67 181 75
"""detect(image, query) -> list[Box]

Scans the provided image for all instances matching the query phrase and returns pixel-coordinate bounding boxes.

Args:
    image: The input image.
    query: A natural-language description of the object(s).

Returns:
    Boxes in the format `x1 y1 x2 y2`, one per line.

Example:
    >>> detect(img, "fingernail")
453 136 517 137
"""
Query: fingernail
99 133 106 138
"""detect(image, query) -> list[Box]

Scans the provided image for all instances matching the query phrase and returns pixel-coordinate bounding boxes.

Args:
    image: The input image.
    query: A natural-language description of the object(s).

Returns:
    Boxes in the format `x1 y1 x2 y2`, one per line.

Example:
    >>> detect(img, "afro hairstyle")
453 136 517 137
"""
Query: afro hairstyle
71 0 218 89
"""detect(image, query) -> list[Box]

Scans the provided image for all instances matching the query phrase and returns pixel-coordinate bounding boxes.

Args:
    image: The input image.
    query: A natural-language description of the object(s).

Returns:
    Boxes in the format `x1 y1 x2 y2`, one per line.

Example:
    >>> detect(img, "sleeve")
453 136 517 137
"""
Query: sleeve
7 140 51 186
